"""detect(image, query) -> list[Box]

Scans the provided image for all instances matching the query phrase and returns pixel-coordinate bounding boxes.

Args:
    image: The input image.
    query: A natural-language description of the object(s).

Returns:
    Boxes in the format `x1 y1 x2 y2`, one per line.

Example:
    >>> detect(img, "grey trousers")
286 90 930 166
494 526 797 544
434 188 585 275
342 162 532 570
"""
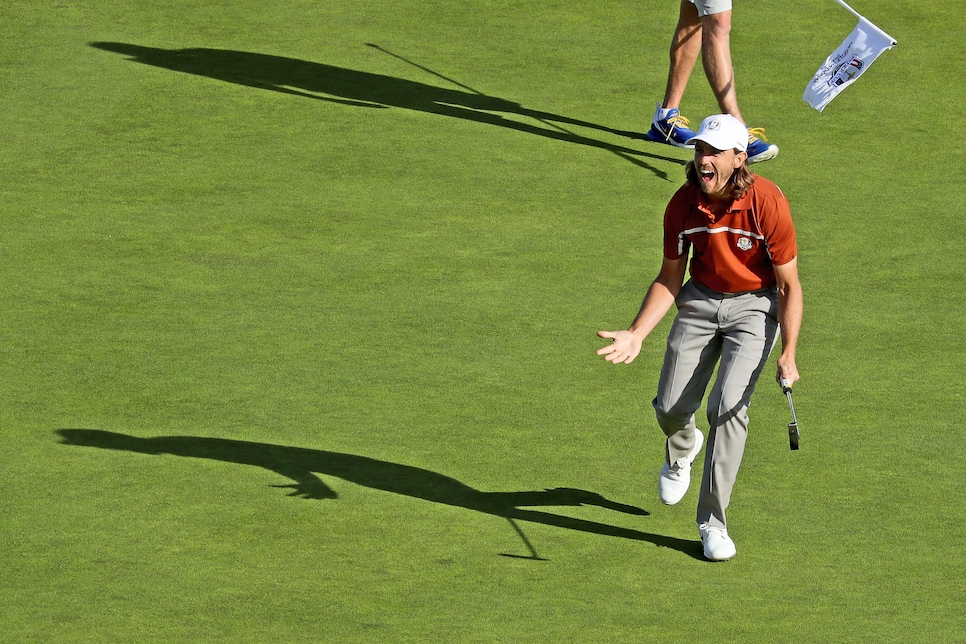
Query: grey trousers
652 280 779 530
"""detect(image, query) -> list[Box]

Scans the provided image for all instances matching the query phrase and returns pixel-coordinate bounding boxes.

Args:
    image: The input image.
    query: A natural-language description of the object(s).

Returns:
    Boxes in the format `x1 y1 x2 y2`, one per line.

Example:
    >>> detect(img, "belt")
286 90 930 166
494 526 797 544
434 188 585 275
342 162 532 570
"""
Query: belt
691 280 776 299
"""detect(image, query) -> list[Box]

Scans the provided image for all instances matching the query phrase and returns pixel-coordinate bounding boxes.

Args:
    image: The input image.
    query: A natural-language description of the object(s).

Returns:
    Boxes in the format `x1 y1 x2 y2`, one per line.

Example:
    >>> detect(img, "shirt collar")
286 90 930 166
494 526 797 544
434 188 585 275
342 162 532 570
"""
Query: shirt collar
687 177 757 215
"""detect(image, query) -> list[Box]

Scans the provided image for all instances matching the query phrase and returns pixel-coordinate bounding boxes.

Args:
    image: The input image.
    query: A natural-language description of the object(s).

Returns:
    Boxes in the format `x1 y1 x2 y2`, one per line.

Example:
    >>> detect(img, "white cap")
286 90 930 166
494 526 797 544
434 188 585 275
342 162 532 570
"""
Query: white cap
686 114 748 153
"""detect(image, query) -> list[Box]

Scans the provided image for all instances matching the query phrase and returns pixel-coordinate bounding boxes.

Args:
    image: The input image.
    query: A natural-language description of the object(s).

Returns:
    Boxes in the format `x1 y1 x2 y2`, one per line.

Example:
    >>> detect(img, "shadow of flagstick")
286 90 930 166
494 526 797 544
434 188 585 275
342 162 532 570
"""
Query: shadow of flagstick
366 43 676 177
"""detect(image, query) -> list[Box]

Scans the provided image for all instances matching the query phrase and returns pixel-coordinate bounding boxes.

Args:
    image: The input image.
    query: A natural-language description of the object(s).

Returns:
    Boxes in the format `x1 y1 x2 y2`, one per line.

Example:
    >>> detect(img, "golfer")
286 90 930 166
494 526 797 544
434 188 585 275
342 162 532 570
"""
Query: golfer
596 114 802 561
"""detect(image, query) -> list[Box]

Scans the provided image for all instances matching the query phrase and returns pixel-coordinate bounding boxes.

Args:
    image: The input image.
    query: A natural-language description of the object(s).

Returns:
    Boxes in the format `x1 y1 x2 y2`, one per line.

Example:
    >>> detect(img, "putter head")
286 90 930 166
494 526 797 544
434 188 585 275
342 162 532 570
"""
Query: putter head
788 421 800 450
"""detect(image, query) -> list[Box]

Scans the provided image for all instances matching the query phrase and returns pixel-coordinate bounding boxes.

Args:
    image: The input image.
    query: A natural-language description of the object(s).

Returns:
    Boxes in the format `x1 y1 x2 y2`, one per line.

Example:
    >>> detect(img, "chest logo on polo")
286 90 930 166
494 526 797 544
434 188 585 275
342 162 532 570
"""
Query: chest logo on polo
737 237 754 251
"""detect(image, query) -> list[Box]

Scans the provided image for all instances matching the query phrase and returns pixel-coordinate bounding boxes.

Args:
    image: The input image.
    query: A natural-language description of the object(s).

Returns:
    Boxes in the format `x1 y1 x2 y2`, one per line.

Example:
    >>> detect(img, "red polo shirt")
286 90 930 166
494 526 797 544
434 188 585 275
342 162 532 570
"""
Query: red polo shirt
663 175 798 293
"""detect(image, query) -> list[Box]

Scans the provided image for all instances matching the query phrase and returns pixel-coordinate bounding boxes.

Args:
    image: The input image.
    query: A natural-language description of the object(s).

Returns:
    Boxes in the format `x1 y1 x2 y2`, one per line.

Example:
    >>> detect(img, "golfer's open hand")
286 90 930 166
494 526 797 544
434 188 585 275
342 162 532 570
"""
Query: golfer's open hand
596 330 643 364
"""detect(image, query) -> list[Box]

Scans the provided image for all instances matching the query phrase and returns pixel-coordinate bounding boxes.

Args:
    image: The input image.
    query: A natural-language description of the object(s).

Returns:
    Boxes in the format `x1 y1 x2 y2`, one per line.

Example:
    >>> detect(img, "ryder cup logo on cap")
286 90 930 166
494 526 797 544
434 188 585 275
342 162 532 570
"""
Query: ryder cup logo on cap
686 114 748 153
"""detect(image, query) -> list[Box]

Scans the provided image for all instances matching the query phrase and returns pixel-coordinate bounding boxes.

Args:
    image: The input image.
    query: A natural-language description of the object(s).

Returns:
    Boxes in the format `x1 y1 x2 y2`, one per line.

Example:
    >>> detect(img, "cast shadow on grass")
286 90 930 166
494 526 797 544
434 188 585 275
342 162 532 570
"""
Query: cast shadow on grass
56 429 704 560
89 42 686 180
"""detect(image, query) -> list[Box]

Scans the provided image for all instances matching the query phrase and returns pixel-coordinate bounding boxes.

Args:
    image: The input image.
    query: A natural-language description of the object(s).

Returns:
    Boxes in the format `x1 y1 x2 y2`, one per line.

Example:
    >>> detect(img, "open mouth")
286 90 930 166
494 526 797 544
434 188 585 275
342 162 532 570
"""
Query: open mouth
700 169 715 183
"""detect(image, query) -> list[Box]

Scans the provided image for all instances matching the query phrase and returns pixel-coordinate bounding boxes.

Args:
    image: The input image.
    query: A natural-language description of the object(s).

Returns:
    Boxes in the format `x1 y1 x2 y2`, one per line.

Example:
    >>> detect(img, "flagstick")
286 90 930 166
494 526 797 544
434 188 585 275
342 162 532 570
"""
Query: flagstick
835 0 897 44
834 0 864 20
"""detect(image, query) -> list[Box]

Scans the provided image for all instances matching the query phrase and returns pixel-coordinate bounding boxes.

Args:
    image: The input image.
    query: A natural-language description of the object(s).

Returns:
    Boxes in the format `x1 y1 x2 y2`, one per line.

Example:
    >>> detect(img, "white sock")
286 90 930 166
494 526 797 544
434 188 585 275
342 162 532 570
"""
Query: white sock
654 103 678 122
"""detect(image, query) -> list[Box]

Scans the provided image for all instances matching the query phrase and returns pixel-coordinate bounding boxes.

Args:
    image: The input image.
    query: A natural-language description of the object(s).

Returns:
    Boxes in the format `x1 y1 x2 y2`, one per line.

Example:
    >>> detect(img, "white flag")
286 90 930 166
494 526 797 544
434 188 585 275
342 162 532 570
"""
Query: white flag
803 15 896 112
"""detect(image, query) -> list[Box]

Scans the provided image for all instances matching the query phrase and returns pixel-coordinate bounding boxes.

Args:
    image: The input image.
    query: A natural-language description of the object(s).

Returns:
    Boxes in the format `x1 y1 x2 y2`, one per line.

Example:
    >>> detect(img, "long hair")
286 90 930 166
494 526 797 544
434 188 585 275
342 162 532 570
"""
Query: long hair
686 157 755 200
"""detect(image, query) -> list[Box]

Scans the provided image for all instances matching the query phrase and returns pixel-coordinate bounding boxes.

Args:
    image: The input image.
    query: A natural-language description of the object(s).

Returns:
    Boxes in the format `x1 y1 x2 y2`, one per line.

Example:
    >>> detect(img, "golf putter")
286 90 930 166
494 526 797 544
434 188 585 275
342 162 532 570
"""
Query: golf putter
780 377 800 450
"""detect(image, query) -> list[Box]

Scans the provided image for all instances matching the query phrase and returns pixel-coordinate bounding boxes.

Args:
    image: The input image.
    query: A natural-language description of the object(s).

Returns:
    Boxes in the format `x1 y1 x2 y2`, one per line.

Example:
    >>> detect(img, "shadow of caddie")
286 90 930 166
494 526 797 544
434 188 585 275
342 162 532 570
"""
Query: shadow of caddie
89 42 684 178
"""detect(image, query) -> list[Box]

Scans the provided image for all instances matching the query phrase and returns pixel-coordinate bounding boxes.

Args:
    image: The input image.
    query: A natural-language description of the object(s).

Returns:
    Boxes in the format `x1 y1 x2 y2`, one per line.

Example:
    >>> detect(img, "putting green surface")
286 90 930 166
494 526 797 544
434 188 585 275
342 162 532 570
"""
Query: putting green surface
2 1 963 641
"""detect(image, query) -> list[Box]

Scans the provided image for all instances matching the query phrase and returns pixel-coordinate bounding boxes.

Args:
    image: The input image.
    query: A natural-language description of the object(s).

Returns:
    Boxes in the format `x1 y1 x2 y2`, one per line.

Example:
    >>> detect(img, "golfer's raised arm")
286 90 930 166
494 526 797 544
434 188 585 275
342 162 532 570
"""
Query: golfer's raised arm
597 257 687 364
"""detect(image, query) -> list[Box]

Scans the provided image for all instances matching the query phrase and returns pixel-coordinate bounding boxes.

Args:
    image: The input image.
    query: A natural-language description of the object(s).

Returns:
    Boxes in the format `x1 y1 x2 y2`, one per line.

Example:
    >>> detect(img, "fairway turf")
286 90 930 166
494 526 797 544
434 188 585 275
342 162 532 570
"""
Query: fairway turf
2 0 964 641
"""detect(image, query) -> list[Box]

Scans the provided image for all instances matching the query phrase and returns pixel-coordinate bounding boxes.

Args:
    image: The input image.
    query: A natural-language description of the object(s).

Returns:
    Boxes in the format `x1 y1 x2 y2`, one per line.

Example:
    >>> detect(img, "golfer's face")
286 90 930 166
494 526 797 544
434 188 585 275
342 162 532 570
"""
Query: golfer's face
694 141 745 199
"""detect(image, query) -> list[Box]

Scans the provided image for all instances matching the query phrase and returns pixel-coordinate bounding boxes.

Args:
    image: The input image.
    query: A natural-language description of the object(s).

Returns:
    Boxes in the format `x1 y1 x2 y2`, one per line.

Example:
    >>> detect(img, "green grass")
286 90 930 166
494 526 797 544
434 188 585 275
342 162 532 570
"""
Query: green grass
2 0 964 641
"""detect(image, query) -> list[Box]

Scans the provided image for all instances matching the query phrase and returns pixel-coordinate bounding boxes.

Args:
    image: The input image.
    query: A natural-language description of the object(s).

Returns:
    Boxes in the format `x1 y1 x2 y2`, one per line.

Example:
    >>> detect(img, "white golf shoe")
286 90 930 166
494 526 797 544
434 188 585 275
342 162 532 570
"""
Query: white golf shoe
700 523 737 561
658 430 704 505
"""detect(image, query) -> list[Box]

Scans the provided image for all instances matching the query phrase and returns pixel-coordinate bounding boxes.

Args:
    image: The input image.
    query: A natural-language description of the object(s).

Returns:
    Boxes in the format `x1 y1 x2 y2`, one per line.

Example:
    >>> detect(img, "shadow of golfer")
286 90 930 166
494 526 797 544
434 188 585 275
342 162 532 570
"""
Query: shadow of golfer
56 429 703 559
89 42 684 179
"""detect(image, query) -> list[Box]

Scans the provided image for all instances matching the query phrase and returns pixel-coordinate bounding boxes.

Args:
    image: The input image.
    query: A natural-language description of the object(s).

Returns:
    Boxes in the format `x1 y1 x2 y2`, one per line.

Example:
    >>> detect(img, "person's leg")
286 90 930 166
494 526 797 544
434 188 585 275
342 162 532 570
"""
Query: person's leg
699 9 743 123
661 0 703 110
645 0 702 146
653 282 721 462
696 291 779 530
696 2 780 163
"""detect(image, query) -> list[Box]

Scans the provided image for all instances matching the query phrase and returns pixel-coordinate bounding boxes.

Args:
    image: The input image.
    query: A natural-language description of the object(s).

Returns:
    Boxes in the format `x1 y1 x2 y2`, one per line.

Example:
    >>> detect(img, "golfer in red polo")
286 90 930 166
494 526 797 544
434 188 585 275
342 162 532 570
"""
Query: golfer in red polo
597 114 803 561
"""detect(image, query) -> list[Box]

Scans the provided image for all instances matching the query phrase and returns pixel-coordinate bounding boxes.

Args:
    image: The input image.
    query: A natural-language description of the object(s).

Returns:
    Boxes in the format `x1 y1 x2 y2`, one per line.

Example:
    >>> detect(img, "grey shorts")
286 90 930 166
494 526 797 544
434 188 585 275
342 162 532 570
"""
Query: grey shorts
690 0 732 17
